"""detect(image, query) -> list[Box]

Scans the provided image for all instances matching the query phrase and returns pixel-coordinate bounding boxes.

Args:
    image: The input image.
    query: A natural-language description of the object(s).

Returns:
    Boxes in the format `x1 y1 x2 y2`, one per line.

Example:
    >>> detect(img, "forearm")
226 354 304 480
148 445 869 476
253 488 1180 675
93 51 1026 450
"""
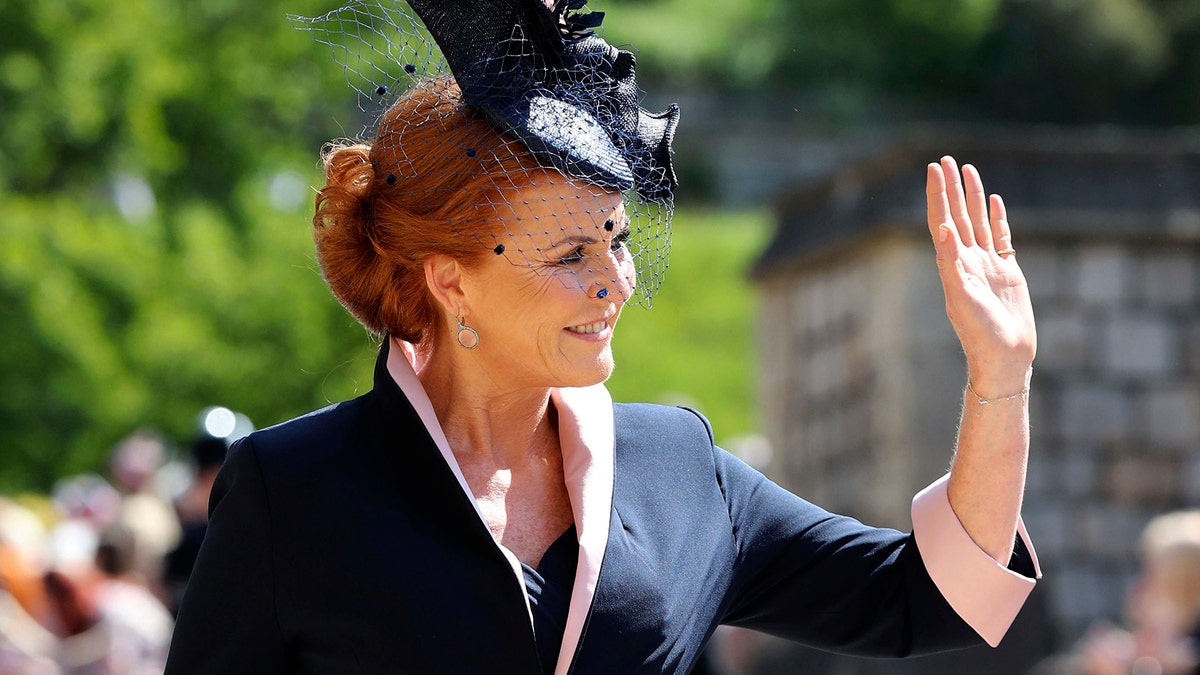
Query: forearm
925 155 1036 566
946 368 1032 563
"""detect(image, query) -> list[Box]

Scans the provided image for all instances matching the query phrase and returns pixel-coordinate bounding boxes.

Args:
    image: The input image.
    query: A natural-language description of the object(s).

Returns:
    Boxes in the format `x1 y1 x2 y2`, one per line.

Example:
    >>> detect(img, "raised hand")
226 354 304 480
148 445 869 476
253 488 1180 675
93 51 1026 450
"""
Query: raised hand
927 156 1036 398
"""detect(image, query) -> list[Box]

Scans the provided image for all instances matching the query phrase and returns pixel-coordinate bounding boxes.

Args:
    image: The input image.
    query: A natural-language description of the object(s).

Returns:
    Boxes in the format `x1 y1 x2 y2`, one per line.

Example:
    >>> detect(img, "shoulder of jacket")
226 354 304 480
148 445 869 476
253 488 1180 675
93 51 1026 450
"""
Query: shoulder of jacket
235 394 374 466
613 401 715 446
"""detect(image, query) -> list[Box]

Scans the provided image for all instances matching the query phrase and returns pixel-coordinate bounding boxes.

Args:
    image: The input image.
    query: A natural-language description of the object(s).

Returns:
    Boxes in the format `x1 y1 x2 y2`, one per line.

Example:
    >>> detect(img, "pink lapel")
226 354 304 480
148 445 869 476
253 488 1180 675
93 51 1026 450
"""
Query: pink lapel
549 385 615 675
386 338 616 669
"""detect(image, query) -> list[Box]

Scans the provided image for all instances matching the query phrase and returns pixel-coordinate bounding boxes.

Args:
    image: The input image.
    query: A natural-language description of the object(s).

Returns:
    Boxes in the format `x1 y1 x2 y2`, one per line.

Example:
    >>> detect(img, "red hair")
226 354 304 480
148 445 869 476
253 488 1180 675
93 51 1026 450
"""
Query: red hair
313 77 542 344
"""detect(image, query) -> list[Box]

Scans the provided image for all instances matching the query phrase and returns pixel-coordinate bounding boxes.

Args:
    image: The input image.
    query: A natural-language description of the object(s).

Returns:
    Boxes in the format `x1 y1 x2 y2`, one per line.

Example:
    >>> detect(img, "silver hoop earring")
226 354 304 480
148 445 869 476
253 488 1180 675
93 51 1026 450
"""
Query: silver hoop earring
455 316 479 350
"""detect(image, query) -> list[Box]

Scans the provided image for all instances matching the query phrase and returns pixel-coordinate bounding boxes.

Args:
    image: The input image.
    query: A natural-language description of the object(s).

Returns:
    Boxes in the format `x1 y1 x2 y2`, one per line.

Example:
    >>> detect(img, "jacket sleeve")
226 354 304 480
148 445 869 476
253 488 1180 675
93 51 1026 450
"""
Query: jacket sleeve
712 443 1035 657
164 437 289 673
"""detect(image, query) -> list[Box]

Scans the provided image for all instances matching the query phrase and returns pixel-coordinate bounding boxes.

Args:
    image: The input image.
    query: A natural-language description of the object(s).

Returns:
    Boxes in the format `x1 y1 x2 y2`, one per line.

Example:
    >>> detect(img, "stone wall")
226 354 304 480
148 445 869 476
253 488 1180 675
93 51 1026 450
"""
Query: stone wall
1018 238 1200 638
757 227 1200 657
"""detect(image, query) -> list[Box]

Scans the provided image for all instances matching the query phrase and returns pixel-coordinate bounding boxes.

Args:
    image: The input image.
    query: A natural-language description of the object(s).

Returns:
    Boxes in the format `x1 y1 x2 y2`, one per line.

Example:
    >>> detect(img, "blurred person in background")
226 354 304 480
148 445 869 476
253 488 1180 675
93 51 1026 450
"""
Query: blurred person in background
107 429 181 602
1076 510 1200 675
88 523 174 674
167 1 1041 672
42 493 173 674
0 497 58 674
49 477 120 535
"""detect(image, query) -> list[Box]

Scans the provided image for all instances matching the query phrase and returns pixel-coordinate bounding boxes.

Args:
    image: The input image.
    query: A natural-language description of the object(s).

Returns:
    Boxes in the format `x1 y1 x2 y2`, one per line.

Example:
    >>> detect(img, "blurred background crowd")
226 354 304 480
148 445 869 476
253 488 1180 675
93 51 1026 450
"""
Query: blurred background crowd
0 408 250 673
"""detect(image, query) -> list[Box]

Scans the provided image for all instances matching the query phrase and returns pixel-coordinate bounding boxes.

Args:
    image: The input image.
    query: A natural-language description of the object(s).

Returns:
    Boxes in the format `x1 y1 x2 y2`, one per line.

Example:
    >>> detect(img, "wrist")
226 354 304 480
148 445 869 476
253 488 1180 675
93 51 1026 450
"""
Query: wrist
966 365 1033 401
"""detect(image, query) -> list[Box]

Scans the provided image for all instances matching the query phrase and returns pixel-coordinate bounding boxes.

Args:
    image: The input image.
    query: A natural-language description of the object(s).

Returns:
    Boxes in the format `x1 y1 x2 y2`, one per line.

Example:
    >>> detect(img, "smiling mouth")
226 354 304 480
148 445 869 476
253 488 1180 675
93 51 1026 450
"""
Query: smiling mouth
566 321 607 334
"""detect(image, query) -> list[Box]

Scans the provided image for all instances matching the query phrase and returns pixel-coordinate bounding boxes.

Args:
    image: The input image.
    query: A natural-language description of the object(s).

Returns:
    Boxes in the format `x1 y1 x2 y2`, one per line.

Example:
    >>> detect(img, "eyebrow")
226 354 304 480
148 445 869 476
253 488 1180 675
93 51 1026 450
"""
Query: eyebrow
546 219 630 249
548 234 600 248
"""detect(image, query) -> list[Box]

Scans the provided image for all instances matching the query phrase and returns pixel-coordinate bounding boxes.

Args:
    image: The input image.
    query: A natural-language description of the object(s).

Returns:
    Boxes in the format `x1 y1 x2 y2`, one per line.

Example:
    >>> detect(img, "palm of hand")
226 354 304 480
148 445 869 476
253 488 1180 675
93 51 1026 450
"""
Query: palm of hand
927 156 1037 395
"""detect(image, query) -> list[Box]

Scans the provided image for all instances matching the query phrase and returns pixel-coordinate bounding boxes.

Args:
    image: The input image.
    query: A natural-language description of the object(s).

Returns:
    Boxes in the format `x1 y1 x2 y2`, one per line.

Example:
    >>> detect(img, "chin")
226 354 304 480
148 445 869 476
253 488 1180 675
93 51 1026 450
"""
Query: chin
593 347 616 383
560 352 615 388
592 357 616 384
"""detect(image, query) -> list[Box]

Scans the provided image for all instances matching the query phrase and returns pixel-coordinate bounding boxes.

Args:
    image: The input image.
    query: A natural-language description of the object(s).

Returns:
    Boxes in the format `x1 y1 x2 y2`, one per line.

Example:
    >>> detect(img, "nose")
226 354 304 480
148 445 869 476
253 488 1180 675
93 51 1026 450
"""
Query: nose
585 254 634 303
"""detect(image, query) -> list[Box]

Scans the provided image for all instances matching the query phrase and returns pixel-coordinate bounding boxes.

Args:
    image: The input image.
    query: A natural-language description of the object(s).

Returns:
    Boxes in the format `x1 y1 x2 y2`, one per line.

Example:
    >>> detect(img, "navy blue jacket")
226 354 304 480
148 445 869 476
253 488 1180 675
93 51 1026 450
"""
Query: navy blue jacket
165 346 1027 674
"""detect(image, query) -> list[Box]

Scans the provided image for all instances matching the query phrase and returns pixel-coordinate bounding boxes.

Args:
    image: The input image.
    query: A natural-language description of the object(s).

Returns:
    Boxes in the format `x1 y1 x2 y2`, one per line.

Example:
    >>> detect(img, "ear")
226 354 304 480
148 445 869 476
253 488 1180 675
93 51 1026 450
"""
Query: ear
424 254 469 320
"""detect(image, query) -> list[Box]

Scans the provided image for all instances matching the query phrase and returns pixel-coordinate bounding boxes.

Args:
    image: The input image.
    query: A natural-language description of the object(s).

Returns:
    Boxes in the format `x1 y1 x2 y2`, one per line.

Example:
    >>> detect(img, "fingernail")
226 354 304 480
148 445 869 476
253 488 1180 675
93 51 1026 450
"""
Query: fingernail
940 226 950 243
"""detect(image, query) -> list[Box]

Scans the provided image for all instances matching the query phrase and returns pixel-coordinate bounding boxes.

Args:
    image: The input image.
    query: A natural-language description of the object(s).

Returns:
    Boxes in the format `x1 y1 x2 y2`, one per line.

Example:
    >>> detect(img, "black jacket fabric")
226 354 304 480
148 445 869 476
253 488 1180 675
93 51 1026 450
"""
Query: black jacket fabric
164 346 1014 674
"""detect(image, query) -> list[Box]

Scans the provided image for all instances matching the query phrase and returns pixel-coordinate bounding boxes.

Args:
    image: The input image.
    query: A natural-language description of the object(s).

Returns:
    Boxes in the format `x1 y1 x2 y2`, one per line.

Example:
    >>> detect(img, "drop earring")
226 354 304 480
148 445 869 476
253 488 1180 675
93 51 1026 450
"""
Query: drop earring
455 316 479 350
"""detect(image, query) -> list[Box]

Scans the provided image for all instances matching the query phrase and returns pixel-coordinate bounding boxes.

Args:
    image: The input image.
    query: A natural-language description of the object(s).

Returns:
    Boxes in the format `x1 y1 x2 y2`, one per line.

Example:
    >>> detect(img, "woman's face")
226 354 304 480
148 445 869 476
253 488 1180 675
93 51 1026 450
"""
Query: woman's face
457 174 635 390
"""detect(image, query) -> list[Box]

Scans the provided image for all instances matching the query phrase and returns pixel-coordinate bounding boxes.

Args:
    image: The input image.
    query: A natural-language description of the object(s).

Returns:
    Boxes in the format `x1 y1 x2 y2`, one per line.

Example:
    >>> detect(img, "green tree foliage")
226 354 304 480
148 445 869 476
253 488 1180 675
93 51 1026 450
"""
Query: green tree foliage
0 0 355 203
0 186 383 491
607 210 770 441
605 0 1200 123
974 0 1200 123
606 0 1002 88
0 0 380 490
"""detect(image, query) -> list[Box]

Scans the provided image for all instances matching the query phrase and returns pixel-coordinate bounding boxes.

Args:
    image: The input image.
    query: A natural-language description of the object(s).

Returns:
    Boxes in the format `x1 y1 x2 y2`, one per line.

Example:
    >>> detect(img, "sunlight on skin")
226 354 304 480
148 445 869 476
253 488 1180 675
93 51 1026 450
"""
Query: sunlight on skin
450 172 636 392
413 171 636 472
412 173 634 563
928 155 1036 564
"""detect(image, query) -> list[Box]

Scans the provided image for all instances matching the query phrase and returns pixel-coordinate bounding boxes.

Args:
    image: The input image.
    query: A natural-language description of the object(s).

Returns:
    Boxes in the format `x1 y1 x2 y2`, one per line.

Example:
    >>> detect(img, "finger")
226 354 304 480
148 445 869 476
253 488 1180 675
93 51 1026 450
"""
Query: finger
940 156 975 246
990 194 1014 256
962 164 992 249
925 163 951 242
932 205 965 284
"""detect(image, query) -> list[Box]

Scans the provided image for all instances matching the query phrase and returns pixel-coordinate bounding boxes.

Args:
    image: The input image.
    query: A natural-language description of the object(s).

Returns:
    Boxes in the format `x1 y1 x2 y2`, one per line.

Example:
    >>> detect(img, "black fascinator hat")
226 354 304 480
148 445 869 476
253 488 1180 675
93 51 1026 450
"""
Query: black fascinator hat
405 0 679 202
296 0 678 202
294 0 679 304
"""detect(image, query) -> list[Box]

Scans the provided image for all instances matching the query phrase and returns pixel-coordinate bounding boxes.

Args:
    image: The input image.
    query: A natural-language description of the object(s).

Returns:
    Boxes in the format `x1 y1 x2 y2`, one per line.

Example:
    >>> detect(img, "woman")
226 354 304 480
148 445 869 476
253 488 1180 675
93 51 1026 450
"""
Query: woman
166 1 1040 673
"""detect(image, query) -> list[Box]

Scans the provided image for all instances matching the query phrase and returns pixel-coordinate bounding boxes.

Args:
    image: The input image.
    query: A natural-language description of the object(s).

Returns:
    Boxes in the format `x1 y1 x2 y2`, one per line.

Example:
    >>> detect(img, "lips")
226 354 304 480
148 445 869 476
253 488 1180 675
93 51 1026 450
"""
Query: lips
566 320 607 334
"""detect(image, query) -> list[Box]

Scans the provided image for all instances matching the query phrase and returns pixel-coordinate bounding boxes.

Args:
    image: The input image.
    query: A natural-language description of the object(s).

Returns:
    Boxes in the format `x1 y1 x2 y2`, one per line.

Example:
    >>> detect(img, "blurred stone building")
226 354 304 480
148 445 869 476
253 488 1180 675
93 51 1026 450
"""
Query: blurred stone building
749 128 1200 672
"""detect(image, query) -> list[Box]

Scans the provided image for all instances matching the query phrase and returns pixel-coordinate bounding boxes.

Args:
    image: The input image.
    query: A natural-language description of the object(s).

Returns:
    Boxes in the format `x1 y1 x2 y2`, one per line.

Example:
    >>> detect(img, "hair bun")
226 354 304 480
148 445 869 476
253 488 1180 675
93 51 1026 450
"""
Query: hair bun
311 83 538 346
313 142 400 336
321 142 374 210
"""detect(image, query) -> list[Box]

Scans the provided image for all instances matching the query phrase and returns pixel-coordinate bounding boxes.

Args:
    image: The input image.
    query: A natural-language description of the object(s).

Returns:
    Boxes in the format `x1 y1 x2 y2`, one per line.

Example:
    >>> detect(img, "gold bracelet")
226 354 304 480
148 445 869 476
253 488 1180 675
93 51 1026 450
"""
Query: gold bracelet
967 380 1029 406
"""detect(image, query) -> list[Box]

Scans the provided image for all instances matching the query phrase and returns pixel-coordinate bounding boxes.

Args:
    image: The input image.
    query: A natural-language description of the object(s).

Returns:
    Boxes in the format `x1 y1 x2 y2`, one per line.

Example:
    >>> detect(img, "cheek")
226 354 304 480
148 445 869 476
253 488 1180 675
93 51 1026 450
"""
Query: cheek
505 277 577 341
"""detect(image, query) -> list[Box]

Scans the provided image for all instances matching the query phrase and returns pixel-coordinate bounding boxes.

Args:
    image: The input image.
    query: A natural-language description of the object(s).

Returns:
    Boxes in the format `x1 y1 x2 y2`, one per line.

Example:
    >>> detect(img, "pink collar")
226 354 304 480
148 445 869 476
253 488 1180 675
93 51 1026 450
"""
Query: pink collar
386 338 613 675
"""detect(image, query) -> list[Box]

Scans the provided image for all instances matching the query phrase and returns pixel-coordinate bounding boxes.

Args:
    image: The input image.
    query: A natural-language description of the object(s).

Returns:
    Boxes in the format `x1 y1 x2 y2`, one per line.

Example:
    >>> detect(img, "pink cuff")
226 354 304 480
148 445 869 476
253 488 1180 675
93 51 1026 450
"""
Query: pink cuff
911 474 1041 647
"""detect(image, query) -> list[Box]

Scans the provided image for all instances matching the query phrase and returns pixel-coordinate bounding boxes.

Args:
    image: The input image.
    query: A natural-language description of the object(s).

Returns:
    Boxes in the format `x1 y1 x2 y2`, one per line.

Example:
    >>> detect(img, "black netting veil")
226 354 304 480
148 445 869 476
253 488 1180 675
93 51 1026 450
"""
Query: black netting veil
291 0 677 306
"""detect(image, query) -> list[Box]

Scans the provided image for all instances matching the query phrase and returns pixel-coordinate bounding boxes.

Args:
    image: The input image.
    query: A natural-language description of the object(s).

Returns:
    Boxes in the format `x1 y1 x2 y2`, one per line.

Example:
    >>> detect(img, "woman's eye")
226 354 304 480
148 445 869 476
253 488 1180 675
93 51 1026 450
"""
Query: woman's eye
559 247 586 265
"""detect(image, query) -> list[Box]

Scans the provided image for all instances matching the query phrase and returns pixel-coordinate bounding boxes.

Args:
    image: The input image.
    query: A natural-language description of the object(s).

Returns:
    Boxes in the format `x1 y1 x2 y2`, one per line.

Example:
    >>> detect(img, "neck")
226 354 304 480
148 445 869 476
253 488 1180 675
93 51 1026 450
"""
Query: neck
416 343 558 469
